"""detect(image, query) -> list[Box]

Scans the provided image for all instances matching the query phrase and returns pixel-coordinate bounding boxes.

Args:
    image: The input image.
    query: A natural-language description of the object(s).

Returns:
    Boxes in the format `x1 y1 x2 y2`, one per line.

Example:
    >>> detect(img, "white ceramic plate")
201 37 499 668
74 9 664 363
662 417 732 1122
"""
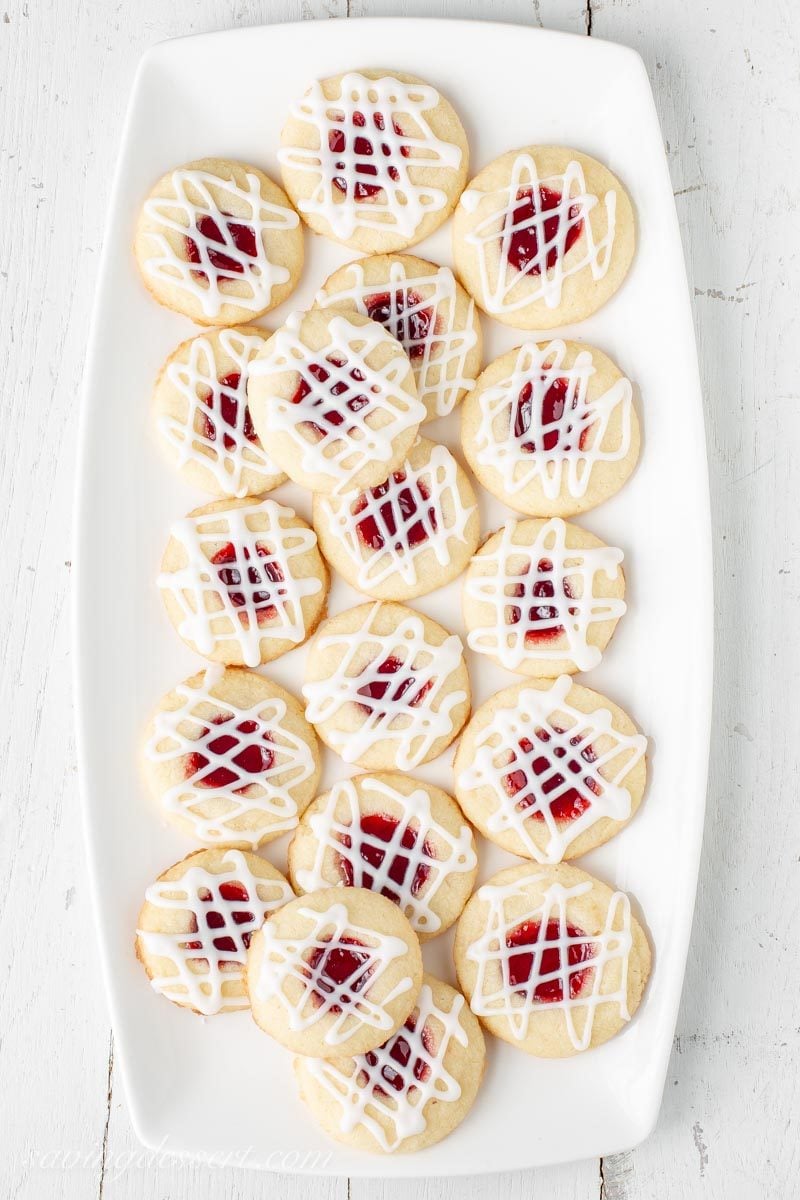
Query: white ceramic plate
75 17 712 1177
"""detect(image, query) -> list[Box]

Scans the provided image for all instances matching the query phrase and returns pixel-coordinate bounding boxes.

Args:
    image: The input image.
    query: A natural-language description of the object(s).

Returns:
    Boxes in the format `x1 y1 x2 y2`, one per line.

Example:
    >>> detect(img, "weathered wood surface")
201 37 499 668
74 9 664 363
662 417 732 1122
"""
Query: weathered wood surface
0 1 796 1196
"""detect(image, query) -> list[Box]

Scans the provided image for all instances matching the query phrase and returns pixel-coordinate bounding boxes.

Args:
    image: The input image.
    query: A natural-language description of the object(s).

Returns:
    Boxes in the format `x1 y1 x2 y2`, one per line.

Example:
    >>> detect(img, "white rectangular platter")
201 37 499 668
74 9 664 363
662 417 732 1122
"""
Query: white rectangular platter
74 17 713 1178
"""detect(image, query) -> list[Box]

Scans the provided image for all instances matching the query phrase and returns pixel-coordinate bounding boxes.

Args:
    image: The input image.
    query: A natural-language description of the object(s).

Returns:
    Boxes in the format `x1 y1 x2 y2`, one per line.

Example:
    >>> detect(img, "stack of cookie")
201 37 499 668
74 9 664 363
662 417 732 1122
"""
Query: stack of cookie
132 67 651 1155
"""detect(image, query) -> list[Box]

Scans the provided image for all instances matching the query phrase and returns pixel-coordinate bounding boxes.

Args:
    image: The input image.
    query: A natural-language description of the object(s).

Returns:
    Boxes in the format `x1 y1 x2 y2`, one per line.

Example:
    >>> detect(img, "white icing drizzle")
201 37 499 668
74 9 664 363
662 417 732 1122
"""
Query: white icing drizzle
251 313 425 495
145 665 316 847
465 519 625 672
158 329 281 499
457 675 646 864
303 982 468 1151
303 604 467 769
255 901 413 1046
295 777 476 935
475 340 633 500
279 73 462 241
158 498 323 668
316 441 476 592
316 260 477 418
465 872 632 1051
142 167 299 318
137 849 293 1016
461 155 616 314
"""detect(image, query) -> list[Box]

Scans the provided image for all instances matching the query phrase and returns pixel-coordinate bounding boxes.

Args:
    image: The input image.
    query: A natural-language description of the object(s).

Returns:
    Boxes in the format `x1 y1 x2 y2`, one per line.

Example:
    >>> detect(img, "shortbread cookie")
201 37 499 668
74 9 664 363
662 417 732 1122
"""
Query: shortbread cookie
454 862 650 1056
463 518 626 677
248 887 423 1057
312 437 480 600
454 676 647 863
316 254 482 421
453 146 634 329
294 974 485 1153
134 158 303 324
461 340 639 517
152 327 286 499
303 602 471 770
135 848 293 1016
143 665 320 849
279 70 468 254
248 309 425 496
288 773 477 940
158 496 328 668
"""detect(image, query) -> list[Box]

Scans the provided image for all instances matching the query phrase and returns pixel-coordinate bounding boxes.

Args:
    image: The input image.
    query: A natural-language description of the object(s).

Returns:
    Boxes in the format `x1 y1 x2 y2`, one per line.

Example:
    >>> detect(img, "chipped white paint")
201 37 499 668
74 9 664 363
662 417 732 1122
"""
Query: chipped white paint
1 1 797 1198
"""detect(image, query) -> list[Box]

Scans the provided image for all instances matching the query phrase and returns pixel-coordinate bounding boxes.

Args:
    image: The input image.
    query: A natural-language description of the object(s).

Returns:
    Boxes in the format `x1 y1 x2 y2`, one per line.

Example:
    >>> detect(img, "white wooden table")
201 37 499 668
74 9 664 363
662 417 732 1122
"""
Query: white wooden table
1 1 797 1196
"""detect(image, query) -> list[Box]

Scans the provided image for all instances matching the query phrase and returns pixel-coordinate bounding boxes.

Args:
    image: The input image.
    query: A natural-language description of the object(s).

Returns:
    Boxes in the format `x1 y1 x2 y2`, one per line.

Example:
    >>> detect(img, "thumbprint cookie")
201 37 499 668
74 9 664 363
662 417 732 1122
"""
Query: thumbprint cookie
453 146 634 329
134 157 303 324
279 70 468 254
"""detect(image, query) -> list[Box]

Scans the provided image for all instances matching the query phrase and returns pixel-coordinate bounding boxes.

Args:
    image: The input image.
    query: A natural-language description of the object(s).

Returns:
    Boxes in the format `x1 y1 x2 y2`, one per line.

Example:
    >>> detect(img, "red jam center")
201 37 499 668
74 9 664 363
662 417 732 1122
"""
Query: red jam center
506 918 594 1002
184 880 255 956
363 1010 435 1096
503 726 599 823
201 371 259 452
328 110 410 200
353 471 435 553
290 356 371 441
306 935 371 1012
506 559 576 643
184 713 275 793
185 212 258 277
337 812 433 902
356 653 434 711
210 541 283 625
507 186 583 276
514 374 591 454
364 290 433 360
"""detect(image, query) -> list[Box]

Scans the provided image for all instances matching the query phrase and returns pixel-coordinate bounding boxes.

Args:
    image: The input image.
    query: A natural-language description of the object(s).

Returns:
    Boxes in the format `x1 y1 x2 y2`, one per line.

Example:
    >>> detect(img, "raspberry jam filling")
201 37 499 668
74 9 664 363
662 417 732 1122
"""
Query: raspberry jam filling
356 653 434 711
184 713 275 792
336 812 433 902
290 357 372 441
184 880 255 957
507 186 583 276
506 559 576 644
185 213 258 279
514 375 591 454
353 471 435 553
201 372 259 452
506 918 594 1002
363 1010 435 1096
210 541 284 625
306 935 371 1012
364 290 433 360
328 111 409 201
503 727 600 822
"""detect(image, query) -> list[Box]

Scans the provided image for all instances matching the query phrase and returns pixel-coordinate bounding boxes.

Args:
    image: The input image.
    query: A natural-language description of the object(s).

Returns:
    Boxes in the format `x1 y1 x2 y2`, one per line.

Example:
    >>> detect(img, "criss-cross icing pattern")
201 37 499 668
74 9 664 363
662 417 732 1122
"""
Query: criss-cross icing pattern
316 260 477 417
303 604 467 769
465 519 625 672
316 442 476 591
303 982 468 1151
142 167 299 318
466 872 632 1051
146 665 316 847
137 850 292 1015
460 155 616 315
458 675 646 863
252 314 425 494
255 901 414 1046
296 777 476 935
158 499 323 668
159 329 281 498
475 340 633 499
279 73 462 241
